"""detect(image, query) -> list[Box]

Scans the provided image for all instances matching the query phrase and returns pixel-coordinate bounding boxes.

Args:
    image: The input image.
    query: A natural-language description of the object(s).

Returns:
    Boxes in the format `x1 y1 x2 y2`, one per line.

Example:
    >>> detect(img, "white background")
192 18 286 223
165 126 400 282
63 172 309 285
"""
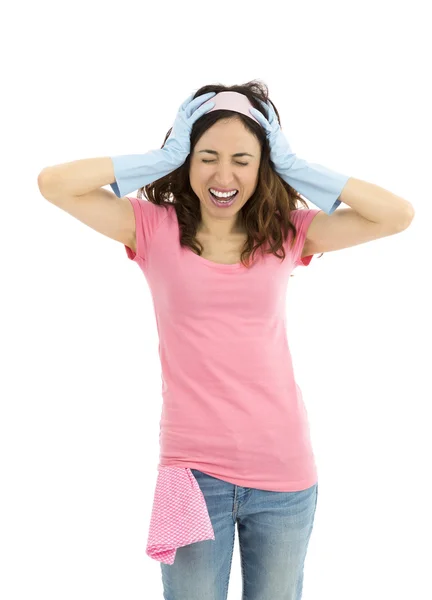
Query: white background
1 0 431 598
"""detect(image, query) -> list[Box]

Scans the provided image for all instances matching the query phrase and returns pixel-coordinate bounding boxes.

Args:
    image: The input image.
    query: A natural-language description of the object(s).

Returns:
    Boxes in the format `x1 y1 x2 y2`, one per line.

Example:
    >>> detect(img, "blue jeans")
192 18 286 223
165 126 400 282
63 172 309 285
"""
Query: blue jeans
161 468 318 600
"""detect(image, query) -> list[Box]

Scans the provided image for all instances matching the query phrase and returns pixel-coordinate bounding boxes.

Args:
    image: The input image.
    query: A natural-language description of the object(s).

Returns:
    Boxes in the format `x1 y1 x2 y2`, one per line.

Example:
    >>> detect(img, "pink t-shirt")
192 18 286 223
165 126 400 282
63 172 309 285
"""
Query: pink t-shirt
124 196 321 564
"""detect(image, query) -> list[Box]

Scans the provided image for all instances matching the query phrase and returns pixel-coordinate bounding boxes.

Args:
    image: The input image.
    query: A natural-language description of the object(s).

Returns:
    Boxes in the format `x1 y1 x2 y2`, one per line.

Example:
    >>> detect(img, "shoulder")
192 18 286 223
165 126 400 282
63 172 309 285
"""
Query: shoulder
125 197 174 260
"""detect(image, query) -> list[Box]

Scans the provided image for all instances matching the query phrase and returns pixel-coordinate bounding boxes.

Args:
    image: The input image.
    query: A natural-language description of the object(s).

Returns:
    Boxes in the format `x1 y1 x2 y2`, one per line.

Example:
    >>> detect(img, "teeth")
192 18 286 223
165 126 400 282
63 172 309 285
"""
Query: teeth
209 188 237 198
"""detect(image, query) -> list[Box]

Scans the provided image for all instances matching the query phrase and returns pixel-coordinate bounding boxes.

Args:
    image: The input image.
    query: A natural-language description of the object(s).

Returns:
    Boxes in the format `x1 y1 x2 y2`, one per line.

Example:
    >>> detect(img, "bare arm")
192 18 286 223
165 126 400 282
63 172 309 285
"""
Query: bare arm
37 157 137 253
38 157 116 199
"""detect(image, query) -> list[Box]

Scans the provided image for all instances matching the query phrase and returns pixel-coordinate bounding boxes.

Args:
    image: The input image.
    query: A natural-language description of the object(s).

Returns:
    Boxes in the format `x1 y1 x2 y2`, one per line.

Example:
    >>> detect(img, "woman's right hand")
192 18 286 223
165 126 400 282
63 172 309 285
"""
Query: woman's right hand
163 91 217 165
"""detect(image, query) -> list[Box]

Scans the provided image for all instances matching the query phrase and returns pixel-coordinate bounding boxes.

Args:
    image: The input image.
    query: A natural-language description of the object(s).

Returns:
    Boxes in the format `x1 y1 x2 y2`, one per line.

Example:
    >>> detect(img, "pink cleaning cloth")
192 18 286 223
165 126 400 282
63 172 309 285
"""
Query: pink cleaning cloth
146 466 215 565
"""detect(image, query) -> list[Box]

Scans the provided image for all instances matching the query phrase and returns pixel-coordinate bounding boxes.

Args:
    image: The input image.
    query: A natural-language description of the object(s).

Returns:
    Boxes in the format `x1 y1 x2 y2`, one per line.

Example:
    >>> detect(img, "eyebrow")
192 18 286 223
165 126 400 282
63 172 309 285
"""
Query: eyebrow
197 149 254 158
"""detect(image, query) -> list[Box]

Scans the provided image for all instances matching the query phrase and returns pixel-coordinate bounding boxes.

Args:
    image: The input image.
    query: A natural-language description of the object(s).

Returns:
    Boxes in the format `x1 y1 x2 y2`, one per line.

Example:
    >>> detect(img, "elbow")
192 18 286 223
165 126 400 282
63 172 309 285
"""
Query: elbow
37 168 55 198
394 202 415 231
37 168 48 190
401 203 415 229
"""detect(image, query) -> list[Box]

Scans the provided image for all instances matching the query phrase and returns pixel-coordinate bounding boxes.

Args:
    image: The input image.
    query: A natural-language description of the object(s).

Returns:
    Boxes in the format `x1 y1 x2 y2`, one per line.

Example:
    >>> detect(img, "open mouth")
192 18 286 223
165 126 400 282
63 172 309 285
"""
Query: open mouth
208 189 239 207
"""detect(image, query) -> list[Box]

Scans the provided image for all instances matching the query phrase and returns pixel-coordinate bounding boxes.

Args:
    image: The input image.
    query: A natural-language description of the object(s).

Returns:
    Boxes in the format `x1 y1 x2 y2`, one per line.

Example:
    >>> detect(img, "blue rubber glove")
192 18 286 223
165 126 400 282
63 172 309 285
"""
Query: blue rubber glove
110 91 217 198
249 99 350 215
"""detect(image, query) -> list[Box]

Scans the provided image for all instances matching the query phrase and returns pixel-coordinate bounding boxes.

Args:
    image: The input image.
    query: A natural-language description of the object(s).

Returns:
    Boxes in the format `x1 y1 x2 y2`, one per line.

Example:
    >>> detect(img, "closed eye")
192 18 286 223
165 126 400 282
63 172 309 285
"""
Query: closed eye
202 160 248 166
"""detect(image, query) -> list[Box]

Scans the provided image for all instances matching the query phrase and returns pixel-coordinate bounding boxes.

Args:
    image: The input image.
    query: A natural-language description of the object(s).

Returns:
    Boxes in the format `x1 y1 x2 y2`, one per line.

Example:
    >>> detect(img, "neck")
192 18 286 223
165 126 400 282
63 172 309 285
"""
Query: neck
198 213 245 239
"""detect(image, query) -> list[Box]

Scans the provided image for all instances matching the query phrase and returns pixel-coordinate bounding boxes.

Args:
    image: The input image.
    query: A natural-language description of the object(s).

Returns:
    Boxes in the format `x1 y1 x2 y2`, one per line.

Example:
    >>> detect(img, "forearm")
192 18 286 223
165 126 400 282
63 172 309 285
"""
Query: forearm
38 157 116 198
339 177 415 228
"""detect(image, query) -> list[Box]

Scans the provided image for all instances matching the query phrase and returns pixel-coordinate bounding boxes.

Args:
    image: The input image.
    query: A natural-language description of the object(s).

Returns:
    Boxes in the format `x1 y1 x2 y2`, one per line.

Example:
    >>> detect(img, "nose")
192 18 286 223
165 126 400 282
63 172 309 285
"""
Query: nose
213 162 238 187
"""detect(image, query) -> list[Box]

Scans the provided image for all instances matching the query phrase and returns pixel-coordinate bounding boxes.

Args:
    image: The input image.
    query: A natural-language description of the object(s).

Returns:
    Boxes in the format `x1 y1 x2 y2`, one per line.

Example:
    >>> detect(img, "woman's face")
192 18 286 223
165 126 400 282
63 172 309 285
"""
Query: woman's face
189 118 262 227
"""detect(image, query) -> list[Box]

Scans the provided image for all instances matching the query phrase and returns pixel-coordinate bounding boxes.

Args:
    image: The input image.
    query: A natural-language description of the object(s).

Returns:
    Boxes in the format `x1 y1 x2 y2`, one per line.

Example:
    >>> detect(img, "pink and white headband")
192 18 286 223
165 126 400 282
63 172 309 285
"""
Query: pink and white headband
202 91 261 125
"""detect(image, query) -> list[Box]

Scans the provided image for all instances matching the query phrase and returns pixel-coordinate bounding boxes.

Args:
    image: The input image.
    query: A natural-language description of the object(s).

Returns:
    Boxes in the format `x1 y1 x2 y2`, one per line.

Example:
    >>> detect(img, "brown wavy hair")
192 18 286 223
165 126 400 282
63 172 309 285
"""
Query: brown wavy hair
138 79 322 269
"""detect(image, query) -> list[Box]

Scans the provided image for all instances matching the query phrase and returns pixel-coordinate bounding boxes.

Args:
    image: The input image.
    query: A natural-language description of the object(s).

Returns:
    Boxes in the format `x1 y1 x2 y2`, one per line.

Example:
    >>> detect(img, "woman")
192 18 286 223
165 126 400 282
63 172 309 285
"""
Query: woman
38 80 414 600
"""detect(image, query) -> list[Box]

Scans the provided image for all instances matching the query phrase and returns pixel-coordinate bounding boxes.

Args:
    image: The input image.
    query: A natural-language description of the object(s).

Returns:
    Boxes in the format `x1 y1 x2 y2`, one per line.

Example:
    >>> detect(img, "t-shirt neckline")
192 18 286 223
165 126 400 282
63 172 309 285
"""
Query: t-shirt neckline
185 246 245 271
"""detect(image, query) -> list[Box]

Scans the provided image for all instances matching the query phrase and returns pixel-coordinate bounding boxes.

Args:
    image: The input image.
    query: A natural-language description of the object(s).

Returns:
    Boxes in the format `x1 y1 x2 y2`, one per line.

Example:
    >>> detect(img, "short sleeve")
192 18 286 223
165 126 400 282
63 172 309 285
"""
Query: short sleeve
124 196 169 262
288 208 321 268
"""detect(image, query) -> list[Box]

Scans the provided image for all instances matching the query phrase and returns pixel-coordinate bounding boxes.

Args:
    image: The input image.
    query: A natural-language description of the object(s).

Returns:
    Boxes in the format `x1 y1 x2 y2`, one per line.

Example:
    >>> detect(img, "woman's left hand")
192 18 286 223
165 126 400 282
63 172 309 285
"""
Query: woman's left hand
249 100 297 174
